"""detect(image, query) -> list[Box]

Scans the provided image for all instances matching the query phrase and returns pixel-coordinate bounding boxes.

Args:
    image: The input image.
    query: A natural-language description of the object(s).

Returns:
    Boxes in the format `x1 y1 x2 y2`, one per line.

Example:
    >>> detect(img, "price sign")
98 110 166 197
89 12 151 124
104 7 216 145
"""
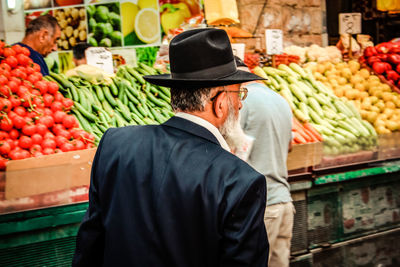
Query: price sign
339 13 362 35
265 29 283 55
85 47 114 74
231 43 245 61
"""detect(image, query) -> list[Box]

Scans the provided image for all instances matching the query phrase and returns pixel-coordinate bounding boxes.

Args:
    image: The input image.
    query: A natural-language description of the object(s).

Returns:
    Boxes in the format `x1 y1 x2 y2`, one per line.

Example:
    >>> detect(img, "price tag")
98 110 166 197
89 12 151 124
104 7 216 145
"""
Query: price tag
265 29 283 55
339 13 362 35
231 43 245 61
85 47 114 74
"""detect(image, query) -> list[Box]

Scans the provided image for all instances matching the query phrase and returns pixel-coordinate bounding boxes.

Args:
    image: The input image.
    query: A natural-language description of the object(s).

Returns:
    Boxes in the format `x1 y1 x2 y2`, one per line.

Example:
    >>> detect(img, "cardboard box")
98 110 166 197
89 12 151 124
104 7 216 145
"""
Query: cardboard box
287 142 323 171
5 148 96 200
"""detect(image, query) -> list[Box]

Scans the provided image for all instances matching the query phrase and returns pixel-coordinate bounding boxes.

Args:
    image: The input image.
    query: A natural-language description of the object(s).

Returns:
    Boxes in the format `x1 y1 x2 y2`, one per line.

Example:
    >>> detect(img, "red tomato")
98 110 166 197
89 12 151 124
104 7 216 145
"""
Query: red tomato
0 85 11 97
13 106 25 116
30 144 42 153
22 124 37 136
19 136 32 149
0 131 8 140
9 149 23 160
9 129 19 140
62 98 74 111
43 94 54 107
8 80 19 93
32 96 45 108
7 111 17 120
0 140 11 155
42 138 56 150
0 98 12 113
6 138 16 150
11 115 26 129
5 56 18 68
31 133 43 145
3 47 16 57
53 110 67 123
43 131 55 140
16 54 32 66
19 149 31 159
0 117 13 131
21 47 30 56
0 156 8 170
32 63 40 73
38 115 54 128
43 108 53 116
11 68 27 80
11 44 23 54
57 129 72 140
60 142 74 152
17 85 29 97
47 81 59 95
55 136 68 147
62 115 77 129
9 95 21 108
0 74 8 85
52 124 65 135
51 101 63 112
71 139 85 150
36 123 47 136
27 73 40 84
0 63 11 72
42 147 54 155
32 151 43 157
34 80 48 95
22 79 33 89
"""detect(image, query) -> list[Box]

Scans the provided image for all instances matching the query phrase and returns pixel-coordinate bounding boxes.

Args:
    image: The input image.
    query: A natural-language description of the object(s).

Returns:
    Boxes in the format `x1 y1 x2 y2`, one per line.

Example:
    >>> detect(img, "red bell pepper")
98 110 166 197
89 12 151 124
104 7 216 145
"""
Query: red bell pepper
373 62 388 74
396 64 400 74
387 70 400 82
376 42 393 54
388 54 400 65
377 54 388 62
367 56 380 65
364 46 377 57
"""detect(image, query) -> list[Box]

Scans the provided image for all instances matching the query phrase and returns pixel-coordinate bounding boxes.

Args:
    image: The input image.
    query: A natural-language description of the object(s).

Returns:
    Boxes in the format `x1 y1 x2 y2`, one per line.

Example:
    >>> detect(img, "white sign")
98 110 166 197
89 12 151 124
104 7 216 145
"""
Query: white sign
265 29 283 55
339 13 362 35
231 43 245 61
85 47 114 74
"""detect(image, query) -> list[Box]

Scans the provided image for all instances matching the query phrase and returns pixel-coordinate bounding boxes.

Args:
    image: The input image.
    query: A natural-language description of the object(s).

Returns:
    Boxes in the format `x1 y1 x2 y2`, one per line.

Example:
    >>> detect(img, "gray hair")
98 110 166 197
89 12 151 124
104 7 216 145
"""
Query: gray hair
25 14 60 36
170 87 216 112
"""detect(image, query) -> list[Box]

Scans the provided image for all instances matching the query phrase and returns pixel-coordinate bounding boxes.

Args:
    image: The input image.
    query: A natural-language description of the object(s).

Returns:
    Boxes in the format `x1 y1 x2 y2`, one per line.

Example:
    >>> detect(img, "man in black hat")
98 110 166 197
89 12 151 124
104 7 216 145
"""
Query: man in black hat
73 28 269 267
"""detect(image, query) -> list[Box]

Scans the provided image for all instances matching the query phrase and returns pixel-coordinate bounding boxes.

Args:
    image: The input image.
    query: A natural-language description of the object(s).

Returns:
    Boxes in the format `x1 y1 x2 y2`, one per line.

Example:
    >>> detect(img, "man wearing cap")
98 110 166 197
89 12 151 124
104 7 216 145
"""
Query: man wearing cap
73 28 269 266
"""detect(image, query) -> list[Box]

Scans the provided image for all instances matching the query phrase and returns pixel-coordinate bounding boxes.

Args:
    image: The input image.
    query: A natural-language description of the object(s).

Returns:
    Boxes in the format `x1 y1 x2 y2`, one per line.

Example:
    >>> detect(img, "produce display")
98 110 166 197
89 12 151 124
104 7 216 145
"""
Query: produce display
47 63 174 141
254 63 377 156
87 3 123 47
284 45 342 64
54 7 87 50
305 60 400 134
0 42 95 169
360 42 400 89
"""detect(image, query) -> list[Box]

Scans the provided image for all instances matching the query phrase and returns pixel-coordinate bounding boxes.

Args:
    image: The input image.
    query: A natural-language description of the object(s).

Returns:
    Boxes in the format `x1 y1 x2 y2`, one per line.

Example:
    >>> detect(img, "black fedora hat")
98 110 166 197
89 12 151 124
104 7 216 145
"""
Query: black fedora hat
143 28 265 88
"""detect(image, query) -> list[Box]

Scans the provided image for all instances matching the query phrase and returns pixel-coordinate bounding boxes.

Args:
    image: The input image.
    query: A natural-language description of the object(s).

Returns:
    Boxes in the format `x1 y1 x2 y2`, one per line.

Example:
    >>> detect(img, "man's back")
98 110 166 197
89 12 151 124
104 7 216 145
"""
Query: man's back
240 83 292 205
73 117 268 267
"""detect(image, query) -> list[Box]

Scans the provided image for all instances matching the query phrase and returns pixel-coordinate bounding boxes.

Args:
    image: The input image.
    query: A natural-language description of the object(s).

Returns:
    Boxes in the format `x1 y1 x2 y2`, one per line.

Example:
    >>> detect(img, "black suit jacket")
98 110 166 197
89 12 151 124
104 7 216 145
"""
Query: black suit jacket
73 116 269 266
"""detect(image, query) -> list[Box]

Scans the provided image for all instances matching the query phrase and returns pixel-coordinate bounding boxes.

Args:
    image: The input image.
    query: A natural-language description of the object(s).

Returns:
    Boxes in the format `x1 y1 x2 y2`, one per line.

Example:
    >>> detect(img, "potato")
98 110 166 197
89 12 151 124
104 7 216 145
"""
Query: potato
67 17 72 24
78 20 86 31
65 26 73 37
60 31 66 40
79 30 87 41
69 37 76 47
71 8 79 20
59 20 68 29
62 40 69 50
79 8 86 19
64 8 71 17
73 29 79 38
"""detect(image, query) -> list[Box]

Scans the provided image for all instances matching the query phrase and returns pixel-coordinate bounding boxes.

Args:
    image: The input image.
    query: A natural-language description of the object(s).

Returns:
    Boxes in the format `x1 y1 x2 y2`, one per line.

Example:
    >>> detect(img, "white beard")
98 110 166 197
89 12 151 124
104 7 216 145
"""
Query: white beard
218 99 248 153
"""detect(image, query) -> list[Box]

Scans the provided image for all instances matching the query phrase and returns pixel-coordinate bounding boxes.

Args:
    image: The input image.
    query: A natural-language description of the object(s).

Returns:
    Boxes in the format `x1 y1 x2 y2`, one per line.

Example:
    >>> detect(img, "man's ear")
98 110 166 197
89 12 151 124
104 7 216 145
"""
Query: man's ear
213 91 226 118
38 29 49 43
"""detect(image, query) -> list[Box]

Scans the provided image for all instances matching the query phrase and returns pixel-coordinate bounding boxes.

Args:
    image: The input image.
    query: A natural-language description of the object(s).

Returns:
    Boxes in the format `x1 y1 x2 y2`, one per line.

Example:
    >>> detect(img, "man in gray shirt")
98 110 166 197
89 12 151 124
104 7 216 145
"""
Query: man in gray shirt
236 57 294 267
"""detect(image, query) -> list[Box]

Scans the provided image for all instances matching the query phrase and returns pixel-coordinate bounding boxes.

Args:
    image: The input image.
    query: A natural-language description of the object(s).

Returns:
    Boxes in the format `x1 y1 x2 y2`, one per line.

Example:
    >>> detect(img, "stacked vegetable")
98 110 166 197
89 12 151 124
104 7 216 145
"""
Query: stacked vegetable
305 60 400 134
47 63 174 142
54 7 87 50
360 42 400 88
0 42 95 169
254 63 377 155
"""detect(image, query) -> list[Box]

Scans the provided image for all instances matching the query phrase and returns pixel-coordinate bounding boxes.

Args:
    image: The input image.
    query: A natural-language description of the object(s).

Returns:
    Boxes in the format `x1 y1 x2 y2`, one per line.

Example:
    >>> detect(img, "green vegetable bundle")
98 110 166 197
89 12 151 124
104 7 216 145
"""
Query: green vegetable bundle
261 63 378 156
44 63 173 144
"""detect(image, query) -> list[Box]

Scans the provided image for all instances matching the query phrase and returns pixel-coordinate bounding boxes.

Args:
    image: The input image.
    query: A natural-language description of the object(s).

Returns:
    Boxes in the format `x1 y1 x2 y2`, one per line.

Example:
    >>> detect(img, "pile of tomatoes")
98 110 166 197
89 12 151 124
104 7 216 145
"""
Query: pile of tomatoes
0 41 95 170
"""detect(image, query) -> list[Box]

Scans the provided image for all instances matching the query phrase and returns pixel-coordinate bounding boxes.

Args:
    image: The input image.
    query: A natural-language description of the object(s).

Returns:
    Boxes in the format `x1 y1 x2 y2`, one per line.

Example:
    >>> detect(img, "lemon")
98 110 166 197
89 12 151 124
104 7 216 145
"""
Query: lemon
135 8 160 44
121 2 139 36
138 0 158 10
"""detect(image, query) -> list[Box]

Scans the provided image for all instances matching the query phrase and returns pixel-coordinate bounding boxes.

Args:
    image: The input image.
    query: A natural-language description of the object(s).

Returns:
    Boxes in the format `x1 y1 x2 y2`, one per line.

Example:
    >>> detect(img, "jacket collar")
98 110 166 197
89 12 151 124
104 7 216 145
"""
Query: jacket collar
163 116 220 146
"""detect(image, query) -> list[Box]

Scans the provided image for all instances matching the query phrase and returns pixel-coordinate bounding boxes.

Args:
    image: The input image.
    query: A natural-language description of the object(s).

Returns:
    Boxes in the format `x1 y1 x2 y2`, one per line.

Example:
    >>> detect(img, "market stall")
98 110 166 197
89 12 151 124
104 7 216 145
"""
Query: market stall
0 0 400 266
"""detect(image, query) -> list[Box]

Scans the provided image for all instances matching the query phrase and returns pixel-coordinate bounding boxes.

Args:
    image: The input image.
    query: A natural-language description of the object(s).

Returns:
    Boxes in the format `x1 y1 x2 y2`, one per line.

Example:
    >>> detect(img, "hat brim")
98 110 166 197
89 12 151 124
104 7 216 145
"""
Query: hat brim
143 70 266 88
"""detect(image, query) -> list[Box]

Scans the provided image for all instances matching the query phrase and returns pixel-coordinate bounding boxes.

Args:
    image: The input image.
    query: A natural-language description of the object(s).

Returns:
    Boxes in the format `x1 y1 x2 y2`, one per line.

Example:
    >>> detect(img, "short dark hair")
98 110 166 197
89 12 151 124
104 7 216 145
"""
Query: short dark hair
25 14 60 36
73 43 93 60
234 56 247 68
170 87 214 112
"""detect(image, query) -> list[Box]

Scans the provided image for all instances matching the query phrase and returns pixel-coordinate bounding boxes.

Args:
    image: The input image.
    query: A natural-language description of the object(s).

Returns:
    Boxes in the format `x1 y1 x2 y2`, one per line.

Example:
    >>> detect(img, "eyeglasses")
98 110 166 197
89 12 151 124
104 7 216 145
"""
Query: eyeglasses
210 87 248 102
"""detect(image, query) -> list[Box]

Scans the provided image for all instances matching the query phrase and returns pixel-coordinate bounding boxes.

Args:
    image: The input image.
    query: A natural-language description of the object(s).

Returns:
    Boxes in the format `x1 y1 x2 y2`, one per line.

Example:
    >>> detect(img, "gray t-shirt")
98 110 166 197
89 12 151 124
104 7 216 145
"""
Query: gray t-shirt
240 83 293 205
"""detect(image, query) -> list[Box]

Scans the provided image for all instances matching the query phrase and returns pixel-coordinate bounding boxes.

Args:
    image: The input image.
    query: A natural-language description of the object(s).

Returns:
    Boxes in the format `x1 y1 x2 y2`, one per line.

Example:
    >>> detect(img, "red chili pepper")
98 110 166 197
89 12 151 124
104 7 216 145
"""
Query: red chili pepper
388 54 400 65
386 70 400 83
364 46 378 57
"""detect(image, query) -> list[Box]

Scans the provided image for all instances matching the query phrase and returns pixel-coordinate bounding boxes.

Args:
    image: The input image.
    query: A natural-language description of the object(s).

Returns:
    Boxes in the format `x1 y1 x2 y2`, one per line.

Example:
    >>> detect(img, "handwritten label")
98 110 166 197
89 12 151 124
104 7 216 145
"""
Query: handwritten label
85 47 114 74
265 29 283 55
231 43 245 61
339 13 362 35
